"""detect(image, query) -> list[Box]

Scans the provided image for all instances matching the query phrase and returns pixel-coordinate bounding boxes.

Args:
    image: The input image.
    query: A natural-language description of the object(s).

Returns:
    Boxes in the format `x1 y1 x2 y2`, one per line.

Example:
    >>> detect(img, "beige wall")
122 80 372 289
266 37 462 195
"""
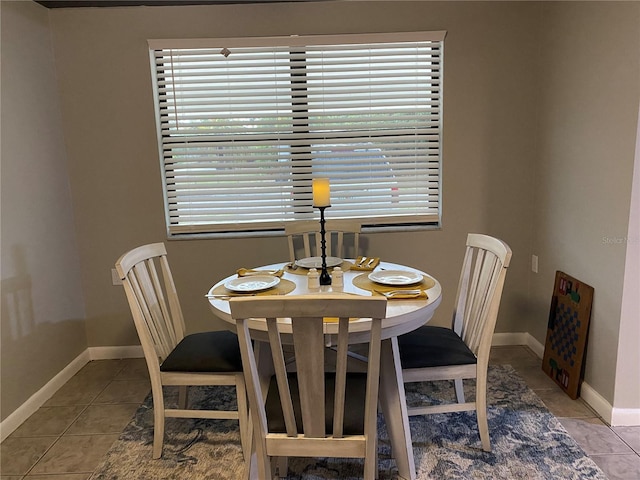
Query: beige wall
0 1 88 421
530 2 640 404
47 1 539 349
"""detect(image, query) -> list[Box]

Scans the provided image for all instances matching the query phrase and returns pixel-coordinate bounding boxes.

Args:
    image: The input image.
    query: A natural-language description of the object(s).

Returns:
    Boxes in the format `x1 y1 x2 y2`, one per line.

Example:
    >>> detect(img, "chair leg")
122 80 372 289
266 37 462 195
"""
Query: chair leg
235 374 252 464
375 436 380 480
252 422 272 480
178 385 188 409
454 378 465 403
151 385 165 459
363 436 378 480
475 372 491 452
274 456 288 478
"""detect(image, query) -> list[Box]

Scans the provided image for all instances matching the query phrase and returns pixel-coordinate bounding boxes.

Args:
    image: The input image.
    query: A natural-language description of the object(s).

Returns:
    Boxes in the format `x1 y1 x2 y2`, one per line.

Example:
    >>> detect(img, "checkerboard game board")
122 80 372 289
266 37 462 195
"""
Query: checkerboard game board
542 271 594 399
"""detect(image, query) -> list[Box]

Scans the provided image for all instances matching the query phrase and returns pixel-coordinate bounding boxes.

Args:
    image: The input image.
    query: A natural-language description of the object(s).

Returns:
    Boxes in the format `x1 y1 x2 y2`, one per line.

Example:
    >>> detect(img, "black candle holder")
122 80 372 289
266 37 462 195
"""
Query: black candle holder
316 205 332 285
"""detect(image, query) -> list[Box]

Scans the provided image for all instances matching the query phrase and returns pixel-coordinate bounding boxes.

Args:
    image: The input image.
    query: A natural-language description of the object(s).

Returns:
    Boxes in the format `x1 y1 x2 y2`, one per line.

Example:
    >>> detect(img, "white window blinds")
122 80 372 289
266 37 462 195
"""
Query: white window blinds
149 32 445 236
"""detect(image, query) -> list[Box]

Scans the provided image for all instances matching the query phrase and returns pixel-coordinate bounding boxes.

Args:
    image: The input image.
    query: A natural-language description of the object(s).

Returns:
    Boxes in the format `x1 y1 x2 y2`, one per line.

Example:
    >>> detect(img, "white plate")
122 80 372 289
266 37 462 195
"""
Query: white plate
368 270 423 286
224 275 280 292
295 256 343 269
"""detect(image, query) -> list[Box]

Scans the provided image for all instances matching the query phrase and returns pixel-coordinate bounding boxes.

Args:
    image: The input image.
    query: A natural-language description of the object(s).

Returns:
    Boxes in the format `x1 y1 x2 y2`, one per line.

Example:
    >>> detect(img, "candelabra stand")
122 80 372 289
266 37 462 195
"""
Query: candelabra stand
316 205 332 285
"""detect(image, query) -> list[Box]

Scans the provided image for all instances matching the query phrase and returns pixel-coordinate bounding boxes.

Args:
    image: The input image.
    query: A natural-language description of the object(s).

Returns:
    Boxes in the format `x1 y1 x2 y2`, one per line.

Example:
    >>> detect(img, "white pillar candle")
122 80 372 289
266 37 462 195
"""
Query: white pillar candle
312 178 331 207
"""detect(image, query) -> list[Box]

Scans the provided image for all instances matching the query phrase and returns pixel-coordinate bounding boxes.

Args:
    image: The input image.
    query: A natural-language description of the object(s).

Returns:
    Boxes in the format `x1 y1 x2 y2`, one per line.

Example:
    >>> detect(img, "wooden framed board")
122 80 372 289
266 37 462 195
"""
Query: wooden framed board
541 271 594 399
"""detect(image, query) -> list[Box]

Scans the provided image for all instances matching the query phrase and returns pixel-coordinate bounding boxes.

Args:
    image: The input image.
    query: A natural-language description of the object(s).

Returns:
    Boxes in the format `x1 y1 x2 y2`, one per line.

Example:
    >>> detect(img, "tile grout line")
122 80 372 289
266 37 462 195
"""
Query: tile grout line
22 366 124 478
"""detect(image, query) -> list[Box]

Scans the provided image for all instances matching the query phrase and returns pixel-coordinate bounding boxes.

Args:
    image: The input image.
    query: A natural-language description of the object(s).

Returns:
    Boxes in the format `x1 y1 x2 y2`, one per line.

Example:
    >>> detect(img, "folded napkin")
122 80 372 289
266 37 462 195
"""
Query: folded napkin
351 256 381 271
374 289 428 300
236 268 284 278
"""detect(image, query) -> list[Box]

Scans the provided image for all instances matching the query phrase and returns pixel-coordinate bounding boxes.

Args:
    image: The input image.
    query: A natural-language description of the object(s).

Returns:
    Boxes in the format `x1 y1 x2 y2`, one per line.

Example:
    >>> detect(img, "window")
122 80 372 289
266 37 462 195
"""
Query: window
149 31 445 236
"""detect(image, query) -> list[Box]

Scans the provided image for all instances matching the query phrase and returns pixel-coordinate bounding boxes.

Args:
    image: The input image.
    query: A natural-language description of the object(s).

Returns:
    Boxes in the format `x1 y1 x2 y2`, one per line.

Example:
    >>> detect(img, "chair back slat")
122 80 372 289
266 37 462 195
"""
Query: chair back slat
143 258 178 347
332 317 350 438
116 243 184 362
286 234 296 264
236 318 269 435
134 260 177 359
306 231 318 257
266 317 299 436
453 234 512 356
291 316 327 437
452 246 473 334
464 249 489 348
465 253 498 351
159 254 185 340
230 294 386 450
285 220 361 262
127 267 172 360
335 232 345 258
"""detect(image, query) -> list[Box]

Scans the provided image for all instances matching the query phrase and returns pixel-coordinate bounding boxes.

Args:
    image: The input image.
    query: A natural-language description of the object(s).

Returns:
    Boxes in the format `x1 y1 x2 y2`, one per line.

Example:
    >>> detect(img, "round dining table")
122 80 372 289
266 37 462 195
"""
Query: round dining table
207 260 442 480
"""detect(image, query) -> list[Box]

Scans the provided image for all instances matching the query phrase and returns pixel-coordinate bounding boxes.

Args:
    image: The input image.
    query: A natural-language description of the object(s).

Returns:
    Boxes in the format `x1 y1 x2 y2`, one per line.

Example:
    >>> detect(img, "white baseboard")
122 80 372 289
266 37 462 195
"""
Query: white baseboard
581 382 614 425
523 333 546 359
611 407 640 426
492 331 545 358
0 349 90 442
0 345 144 442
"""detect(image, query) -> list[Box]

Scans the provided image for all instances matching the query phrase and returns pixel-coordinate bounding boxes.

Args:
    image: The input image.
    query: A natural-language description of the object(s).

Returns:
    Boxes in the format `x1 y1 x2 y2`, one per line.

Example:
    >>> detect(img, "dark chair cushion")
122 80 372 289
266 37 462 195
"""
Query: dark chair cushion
397 326 477 370
266 372 368 436
160 331 243 373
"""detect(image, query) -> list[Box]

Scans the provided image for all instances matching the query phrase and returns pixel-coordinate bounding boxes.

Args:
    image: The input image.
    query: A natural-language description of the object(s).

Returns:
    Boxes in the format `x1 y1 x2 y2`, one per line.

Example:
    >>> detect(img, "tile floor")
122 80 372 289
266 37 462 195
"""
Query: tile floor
1 346 639 479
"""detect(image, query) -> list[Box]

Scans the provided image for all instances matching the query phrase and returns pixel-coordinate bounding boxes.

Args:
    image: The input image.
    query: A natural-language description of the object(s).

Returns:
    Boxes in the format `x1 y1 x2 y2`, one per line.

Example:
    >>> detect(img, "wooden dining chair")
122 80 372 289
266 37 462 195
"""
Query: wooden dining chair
397 233 512 452
285 219 361 263
115 243 250 463
229 294 387 479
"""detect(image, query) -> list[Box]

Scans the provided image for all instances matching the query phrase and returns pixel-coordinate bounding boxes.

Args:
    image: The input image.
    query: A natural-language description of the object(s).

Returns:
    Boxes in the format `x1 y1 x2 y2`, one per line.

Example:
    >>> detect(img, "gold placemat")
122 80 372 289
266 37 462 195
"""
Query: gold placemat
285 260 354 275
352 273 435 295
211 278 296 297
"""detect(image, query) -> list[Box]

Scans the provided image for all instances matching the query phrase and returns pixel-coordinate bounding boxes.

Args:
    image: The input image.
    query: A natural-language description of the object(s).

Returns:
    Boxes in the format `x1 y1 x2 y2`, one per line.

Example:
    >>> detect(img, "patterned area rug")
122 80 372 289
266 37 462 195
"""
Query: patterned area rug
90 365 606 479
